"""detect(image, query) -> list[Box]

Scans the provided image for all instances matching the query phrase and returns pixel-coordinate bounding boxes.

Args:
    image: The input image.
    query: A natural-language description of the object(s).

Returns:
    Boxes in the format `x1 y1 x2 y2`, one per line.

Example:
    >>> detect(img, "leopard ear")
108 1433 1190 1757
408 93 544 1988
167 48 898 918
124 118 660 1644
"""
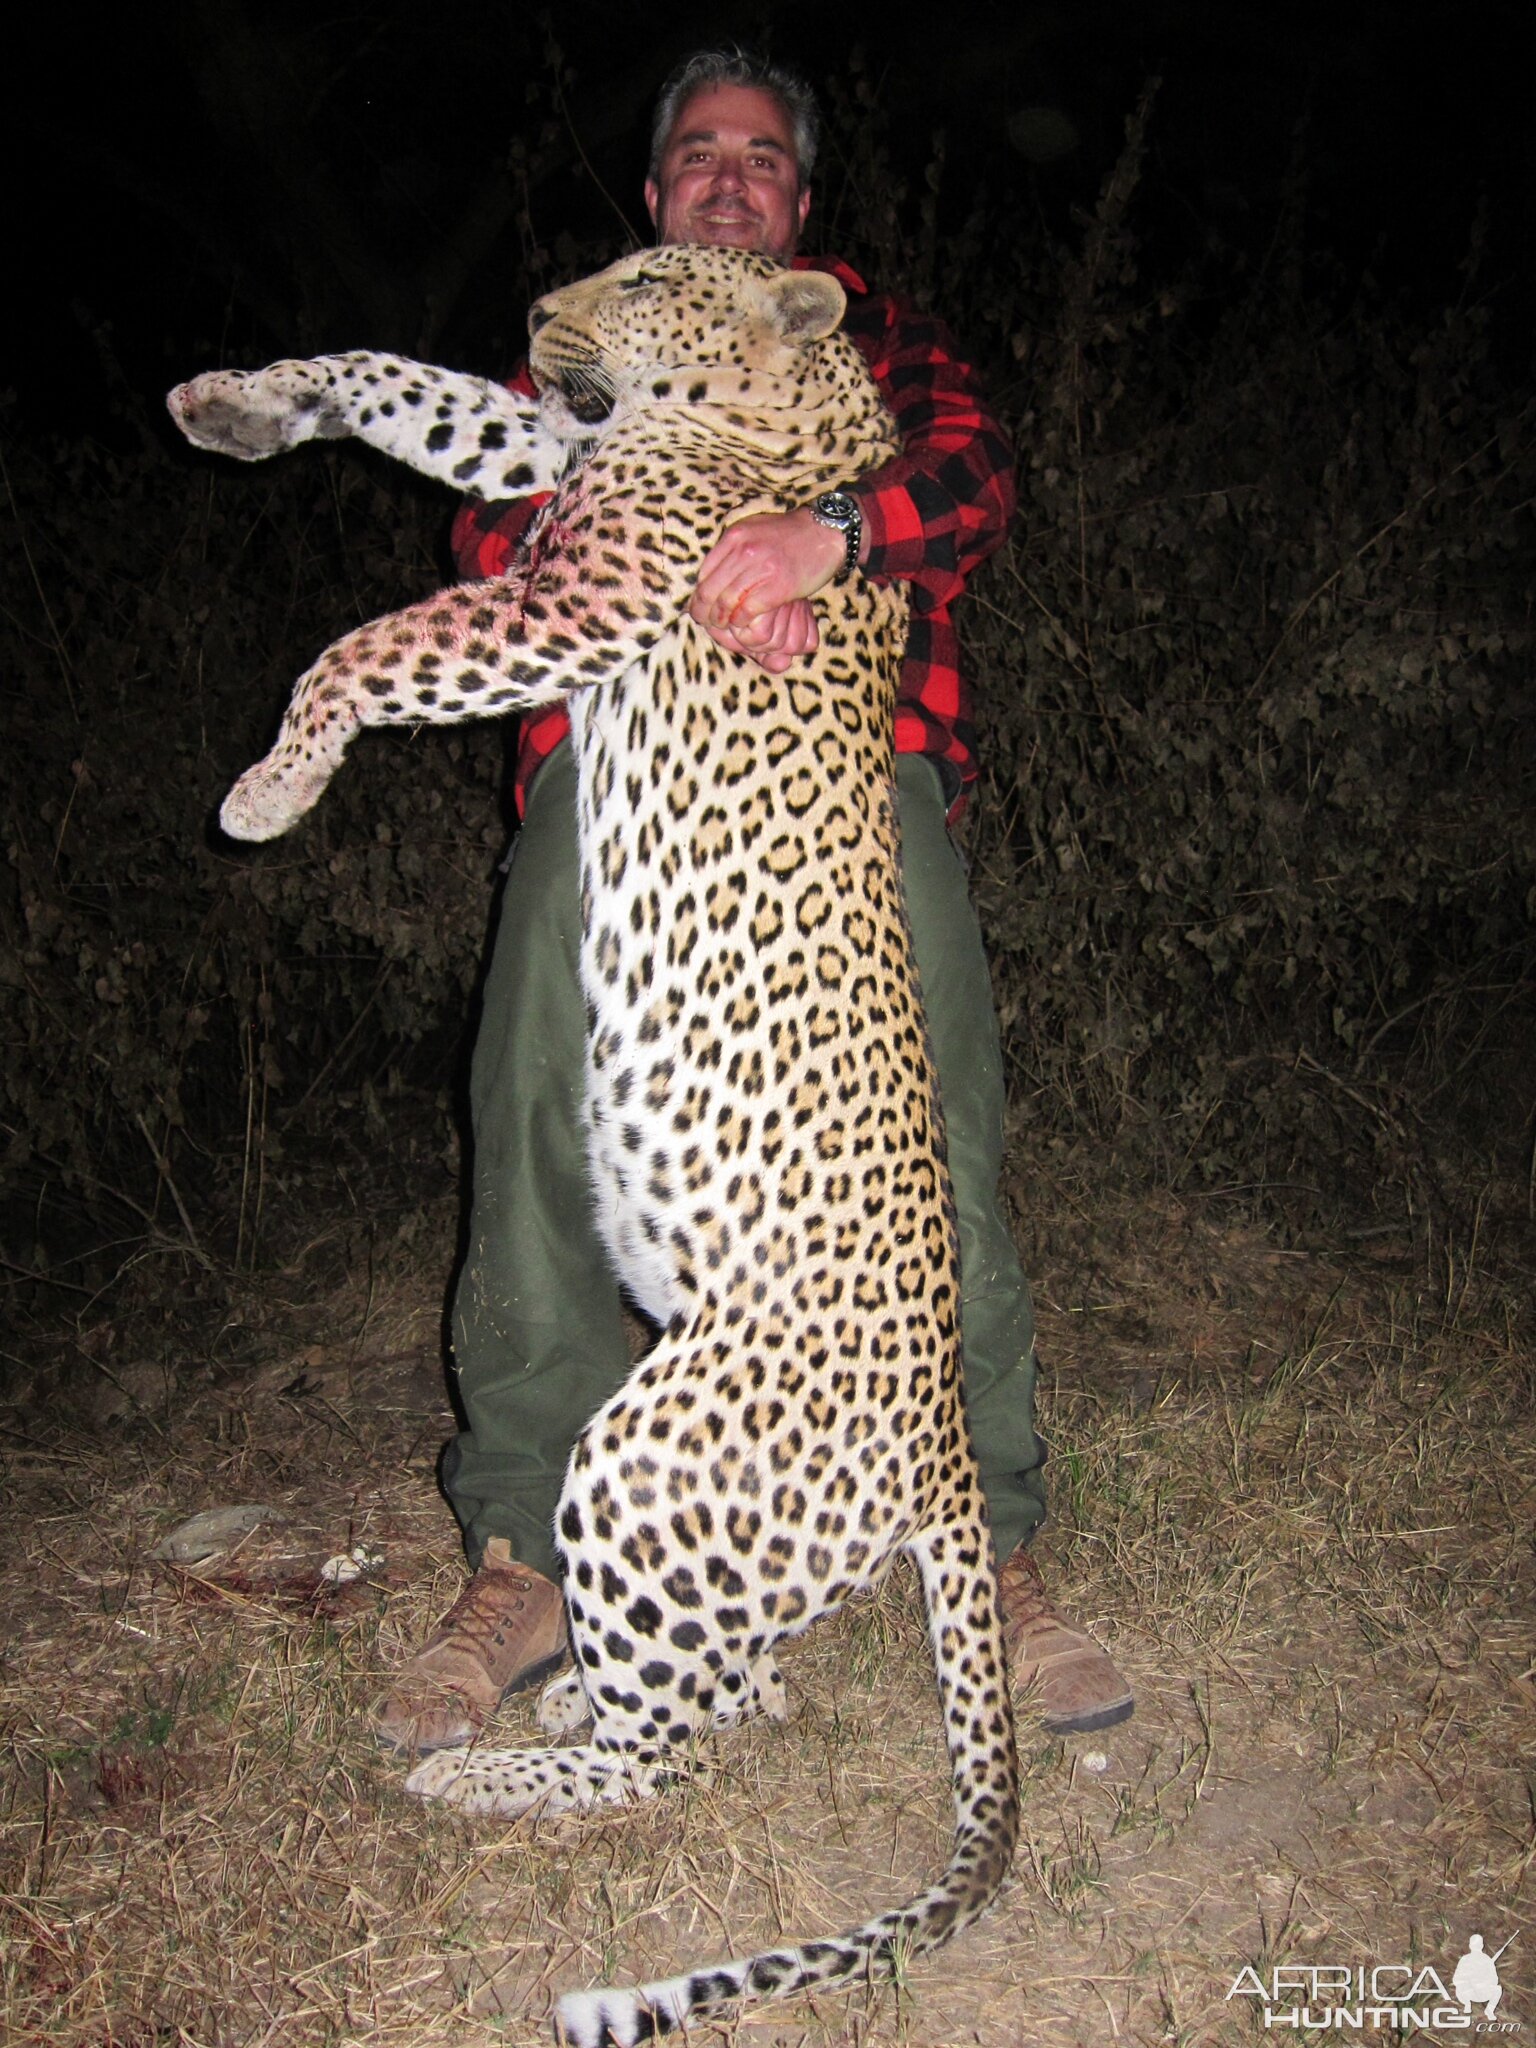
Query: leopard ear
762 269 845 344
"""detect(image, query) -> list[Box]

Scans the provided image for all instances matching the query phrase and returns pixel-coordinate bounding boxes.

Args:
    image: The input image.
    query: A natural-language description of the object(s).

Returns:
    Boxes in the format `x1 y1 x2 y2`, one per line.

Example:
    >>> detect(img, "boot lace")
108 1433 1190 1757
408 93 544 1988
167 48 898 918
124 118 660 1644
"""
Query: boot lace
428 1559 537 1655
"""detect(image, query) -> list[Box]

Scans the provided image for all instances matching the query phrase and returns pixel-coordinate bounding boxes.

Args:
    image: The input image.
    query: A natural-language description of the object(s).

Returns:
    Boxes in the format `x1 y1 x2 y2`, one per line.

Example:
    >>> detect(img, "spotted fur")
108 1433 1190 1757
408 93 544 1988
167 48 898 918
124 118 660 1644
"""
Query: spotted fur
170 243 1018 2044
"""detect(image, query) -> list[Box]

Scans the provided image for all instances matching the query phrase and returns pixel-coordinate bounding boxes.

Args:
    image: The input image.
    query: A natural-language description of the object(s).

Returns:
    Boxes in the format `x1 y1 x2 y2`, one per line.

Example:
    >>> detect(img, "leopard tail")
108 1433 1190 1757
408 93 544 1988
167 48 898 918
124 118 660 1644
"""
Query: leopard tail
551 1520 1019 2047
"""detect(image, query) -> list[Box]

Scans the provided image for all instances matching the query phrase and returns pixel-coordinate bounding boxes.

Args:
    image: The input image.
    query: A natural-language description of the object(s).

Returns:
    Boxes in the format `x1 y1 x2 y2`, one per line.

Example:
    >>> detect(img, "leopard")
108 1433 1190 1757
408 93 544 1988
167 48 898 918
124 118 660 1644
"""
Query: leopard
168 241 1019 2046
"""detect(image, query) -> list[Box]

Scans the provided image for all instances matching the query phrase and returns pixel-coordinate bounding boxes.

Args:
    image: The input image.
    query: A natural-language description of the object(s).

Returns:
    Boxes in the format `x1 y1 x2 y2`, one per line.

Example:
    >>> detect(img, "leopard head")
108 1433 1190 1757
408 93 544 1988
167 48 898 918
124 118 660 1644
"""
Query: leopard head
527 244 846 430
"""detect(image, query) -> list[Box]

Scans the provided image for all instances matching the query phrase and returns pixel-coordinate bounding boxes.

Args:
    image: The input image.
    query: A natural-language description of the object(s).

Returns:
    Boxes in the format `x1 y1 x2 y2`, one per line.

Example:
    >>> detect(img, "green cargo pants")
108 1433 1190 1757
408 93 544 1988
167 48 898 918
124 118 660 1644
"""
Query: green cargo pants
443 742 1047 1576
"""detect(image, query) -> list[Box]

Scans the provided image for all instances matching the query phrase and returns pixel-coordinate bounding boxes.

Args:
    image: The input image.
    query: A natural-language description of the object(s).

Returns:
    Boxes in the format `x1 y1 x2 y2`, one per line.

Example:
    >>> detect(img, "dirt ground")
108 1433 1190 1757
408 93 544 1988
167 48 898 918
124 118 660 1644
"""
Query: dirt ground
3 1164 1533 2046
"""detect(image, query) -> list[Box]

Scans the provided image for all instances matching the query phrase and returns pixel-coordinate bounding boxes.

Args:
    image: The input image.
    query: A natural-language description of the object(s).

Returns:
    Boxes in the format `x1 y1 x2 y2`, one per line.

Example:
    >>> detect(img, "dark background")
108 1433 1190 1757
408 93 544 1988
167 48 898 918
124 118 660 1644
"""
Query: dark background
13 0 1533 422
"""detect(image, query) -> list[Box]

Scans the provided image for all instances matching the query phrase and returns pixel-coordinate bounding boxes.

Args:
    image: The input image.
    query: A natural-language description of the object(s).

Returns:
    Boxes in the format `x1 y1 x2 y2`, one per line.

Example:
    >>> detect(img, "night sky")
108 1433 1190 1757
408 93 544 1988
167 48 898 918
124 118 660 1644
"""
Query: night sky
11 0 1532 438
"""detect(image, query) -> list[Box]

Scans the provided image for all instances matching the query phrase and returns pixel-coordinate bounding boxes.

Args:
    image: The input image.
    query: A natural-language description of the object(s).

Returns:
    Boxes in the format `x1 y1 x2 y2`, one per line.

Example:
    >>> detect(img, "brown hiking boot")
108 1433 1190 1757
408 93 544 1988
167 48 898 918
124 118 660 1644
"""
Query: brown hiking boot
998 1549 1134 1736
375 1540 569 1755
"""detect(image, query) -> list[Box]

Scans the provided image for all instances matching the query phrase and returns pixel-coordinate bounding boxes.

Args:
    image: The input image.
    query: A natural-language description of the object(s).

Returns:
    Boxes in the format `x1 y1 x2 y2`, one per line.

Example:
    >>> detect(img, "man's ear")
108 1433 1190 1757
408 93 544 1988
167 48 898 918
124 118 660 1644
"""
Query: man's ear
762 268 845 343
644 178 661 232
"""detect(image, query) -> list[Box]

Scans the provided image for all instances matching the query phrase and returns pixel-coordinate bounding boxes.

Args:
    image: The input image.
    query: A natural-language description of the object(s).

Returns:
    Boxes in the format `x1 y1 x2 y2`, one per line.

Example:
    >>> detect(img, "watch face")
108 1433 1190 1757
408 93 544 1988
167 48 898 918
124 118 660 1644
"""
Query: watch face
815 491 856 527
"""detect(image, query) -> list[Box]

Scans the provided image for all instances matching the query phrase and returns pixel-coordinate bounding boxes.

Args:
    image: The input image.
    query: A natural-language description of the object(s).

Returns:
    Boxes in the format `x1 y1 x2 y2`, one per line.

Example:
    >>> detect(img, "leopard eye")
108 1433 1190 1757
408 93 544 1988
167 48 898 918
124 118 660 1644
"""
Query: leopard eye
620 271 667 291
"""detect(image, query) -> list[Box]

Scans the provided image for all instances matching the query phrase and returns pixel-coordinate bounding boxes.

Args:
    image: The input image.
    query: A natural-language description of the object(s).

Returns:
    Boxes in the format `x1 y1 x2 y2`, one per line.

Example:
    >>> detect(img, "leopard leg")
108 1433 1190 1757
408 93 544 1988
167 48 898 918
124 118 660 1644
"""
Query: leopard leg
403 1735 687 1818
219 461 693 841
219 531 681 841
217 573 574 841
412 1640 782 1815
168 353 568 496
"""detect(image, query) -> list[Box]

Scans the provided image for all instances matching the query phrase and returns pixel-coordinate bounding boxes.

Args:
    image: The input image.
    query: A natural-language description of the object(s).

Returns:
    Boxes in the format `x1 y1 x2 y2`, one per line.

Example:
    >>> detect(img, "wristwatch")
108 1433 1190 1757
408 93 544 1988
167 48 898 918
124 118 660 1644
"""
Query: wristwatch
810 489 863 579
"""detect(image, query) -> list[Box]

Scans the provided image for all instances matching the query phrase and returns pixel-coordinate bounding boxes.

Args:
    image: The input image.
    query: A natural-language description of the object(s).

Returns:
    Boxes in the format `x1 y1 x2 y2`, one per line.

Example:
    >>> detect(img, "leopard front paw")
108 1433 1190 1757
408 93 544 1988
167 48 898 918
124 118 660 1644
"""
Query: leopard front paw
404 1745 567 1817
536 1668 593 1736
167 363 342 463
219 755 334 842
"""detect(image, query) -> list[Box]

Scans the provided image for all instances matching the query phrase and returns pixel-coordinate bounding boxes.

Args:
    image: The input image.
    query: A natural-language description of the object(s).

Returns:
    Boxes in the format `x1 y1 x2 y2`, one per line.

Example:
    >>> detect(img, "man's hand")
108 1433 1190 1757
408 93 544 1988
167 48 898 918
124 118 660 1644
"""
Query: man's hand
690 506 850 675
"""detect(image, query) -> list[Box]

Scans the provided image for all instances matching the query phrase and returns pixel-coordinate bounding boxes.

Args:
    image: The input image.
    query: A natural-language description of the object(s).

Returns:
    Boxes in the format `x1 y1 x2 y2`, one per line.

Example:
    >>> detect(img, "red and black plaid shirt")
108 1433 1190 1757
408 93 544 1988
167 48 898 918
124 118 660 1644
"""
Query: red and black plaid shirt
449 255 1016 820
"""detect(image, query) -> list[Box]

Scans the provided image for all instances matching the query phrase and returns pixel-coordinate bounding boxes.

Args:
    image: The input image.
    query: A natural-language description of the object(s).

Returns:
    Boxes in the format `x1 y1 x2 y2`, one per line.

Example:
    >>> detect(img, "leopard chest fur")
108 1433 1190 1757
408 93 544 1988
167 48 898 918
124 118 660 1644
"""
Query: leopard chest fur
567 571 944 1355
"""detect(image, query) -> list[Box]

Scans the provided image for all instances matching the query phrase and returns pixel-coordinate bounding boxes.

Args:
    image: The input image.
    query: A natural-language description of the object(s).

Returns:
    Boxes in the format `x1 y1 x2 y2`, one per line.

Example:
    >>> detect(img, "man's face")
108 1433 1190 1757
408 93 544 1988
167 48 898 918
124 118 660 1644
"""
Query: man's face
645 83 811 263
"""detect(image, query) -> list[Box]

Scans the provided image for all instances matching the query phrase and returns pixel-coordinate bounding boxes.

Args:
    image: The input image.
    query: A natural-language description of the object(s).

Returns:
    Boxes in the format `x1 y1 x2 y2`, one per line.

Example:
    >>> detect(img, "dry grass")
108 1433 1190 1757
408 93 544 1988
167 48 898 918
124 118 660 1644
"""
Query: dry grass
4 1173 1534 2047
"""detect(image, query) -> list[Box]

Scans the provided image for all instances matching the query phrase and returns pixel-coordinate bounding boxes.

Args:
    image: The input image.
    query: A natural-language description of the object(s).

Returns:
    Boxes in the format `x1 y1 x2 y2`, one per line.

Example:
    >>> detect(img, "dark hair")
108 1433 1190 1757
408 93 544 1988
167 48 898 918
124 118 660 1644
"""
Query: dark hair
649 48 821 189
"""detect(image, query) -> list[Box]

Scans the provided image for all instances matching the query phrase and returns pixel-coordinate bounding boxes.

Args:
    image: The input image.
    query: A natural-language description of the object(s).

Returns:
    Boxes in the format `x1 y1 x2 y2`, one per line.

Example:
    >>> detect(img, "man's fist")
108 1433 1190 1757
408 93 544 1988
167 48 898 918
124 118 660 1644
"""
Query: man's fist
689 506 852 674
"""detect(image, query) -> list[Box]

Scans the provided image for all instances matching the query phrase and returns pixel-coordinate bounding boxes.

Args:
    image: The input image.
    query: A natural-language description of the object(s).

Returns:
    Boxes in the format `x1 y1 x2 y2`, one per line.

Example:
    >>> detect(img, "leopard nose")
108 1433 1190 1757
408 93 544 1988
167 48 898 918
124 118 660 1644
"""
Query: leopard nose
529 300 554 334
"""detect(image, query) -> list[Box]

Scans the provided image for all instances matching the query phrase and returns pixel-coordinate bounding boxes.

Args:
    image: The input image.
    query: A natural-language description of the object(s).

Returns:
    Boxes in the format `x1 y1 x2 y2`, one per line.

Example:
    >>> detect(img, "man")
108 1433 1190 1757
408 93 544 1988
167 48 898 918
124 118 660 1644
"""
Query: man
377 49 1133 1751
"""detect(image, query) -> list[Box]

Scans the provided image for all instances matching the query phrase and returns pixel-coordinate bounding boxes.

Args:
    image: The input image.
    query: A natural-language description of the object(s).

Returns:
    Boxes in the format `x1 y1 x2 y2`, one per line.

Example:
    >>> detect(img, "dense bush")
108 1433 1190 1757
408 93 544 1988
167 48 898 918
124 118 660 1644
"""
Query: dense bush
3 98 1532 1340
1 430 507 1296
953 104 1536 1204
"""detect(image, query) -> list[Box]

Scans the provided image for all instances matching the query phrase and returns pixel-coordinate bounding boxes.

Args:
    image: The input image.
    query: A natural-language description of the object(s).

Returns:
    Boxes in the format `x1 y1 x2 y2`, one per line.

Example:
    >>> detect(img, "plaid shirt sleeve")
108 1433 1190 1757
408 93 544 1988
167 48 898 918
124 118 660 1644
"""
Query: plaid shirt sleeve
837 289 1017 611
824 269 1014 810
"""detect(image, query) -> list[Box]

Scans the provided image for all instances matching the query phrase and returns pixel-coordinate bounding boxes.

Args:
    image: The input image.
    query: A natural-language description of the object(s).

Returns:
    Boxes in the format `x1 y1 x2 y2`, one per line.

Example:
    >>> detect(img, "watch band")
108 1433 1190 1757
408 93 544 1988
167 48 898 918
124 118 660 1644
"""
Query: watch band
811 489 863 579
